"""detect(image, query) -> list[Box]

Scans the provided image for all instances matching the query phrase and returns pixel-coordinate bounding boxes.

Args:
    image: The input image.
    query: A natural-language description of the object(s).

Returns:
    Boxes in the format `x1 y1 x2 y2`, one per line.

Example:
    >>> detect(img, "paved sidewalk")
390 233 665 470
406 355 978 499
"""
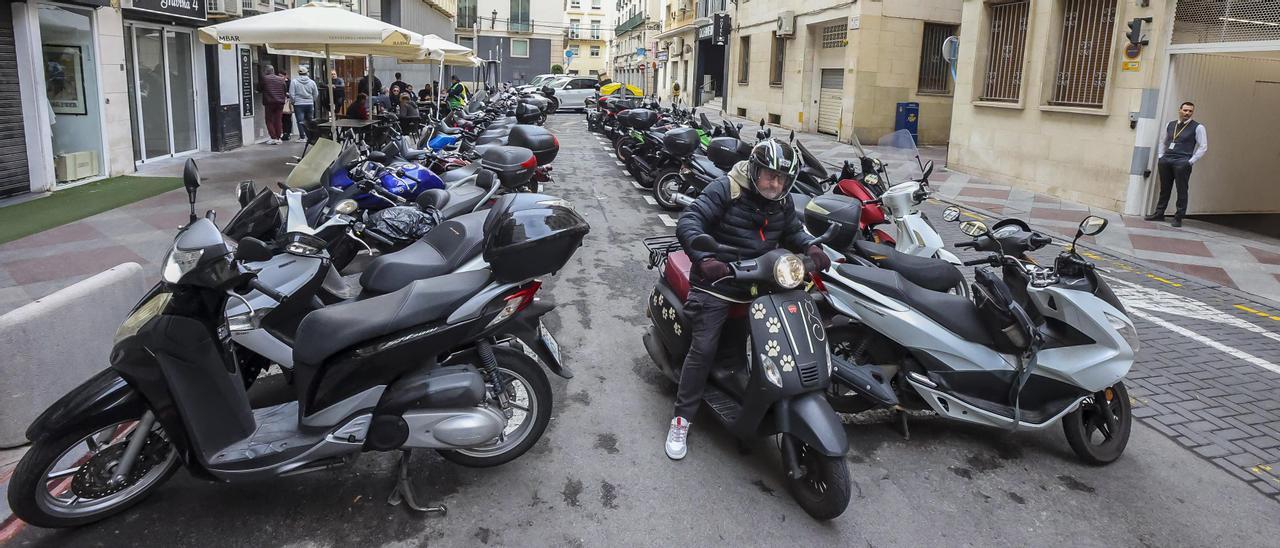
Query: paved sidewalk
0 143 302 316
697 108 1280 304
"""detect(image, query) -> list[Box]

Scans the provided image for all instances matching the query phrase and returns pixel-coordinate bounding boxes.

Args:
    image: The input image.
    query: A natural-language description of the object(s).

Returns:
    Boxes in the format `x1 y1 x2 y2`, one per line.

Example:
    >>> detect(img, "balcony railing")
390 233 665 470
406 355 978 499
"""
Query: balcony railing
507 19 532 32
615 12 644 35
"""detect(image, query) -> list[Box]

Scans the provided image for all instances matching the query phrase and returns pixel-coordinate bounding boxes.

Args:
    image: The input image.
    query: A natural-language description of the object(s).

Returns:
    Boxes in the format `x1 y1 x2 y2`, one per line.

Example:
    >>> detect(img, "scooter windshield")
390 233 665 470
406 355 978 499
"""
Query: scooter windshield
873 129 926 182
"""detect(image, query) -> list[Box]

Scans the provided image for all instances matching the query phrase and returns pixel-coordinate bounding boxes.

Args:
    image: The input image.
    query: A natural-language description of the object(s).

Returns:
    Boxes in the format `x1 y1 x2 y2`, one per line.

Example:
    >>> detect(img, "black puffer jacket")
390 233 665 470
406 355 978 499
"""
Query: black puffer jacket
676 161 814 298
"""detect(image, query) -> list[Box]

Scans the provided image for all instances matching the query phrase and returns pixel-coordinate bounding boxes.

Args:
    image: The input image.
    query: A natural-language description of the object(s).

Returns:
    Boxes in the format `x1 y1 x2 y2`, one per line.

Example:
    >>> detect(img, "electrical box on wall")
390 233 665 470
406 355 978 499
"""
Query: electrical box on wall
777 11 795 37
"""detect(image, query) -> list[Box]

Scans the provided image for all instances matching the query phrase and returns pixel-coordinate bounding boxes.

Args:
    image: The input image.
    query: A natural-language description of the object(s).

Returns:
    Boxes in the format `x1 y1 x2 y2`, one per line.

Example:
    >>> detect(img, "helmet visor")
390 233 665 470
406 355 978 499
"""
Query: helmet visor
754 167 790 200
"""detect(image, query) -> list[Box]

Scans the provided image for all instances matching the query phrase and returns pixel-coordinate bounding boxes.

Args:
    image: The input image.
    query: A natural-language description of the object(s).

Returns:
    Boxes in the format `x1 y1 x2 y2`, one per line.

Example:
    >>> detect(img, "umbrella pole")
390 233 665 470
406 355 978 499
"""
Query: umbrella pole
438 56 445 115
367 54 374 120
326 45 335 126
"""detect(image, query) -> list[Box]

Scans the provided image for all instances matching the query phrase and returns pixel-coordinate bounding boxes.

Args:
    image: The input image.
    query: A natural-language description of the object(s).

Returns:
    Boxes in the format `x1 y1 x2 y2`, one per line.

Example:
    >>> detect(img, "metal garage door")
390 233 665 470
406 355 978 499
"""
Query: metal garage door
817 68 843 136
0 6 30 198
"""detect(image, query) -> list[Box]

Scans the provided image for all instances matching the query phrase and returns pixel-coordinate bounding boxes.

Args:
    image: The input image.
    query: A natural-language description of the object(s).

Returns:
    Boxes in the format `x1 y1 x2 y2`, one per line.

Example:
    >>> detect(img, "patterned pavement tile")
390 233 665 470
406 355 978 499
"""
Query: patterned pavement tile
1129 233 1215 258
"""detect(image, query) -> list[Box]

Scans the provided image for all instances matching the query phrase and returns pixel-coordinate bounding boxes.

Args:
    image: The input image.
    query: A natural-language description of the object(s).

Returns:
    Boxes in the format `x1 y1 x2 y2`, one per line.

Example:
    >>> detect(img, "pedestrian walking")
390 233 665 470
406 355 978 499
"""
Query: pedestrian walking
1146 101 1208 228
258 64 289 144
289 66 319 142
330 70 346 111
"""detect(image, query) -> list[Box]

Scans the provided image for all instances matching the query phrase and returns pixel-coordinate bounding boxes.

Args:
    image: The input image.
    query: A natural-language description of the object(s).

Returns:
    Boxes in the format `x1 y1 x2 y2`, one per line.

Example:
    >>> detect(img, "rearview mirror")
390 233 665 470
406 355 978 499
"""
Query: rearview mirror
960 220 989 238
183 158 200 224
789 130 795 142
760 118 765 127
1078 216 1108 236
690 234 720 253
236 237 274 263
942 206 961 222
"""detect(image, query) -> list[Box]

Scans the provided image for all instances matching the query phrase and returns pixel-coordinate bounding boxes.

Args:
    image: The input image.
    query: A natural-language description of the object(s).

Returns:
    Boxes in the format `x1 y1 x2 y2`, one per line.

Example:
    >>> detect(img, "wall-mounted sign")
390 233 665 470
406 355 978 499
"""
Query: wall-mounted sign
712 13 731 46
126 0 207 21
849 16 860 30
239 47 254 117
697 24 713 41
1124 43 1142 59
656 51 669 61
636 47 646 58
1122 60 1141 72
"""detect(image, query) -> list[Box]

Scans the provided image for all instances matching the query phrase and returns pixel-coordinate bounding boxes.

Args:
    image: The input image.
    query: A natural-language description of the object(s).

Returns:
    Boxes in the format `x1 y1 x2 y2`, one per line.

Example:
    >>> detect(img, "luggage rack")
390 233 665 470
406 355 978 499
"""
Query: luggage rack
642 235 682 269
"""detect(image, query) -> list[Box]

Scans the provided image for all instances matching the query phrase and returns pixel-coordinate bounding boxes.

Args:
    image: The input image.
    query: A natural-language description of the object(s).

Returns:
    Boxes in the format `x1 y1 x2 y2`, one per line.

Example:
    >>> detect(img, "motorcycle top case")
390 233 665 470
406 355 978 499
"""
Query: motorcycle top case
617 108 658 130
508 125 559 166
706 137 752 171
483 195 590 282
516 102 542 124
802 194 862 250
662 127 700 158
479 145 537 189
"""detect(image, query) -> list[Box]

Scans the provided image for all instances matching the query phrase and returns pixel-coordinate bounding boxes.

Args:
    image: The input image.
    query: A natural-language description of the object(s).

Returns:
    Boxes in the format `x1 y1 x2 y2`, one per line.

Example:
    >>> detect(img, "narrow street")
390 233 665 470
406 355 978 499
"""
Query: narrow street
6 114 1280 547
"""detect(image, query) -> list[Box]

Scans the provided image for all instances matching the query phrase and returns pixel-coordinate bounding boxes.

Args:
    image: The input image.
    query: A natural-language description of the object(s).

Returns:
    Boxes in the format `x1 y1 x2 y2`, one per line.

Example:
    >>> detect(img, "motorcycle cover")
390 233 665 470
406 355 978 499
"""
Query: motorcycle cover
367 206 442 244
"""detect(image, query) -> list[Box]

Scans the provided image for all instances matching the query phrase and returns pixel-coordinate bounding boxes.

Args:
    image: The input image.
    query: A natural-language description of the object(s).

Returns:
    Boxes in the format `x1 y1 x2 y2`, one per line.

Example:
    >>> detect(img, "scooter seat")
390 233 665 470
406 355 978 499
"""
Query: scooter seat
852 240 964 294
440 163 481 185
359 209 488 295
690 155 725 179
475 133 507 146
834 263 994 347
293 269 492 367
439 184 487 218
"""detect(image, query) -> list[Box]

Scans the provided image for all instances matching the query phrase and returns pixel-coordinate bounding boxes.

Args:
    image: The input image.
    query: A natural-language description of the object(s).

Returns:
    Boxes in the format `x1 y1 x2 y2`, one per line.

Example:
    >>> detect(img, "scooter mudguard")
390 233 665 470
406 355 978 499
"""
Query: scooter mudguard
24 367 147 443
504 300 573 379
830 356 898 408
774 392 849 457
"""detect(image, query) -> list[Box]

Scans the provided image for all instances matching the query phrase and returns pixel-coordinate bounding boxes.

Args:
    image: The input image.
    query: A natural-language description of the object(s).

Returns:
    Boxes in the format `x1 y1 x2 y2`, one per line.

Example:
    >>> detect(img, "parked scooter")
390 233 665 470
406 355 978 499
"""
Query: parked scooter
7 160 591 528
641 228 852 520
811 205 1137 465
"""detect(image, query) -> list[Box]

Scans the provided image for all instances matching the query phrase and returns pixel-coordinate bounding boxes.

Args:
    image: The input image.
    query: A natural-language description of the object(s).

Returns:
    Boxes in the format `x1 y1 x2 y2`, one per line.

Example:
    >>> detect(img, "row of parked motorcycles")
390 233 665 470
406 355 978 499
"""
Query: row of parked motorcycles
7 88 588 528
599 103 1139 519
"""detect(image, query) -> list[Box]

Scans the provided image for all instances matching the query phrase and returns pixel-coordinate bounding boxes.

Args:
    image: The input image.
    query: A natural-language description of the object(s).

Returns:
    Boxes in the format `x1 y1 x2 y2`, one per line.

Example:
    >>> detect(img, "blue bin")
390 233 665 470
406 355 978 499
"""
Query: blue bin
895 102 920 144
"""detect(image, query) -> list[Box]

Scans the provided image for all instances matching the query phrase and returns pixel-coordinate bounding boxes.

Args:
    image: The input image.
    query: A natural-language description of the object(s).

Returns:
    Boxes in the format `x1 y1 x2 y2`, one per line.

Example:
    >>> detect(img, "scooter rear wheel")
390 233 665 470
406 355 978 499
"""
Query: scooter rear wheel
783 435 852 521
1062 381 1132 465
652 168 684 211
438 347 553 468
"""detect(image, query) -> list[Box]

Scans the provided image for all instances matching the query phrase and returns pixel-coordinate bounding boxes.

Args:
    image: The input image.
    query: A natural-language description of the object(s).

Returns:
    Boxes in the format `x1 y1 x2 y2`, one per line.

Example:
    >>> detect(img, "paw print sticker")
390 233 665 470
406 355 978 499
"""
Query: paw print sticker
766 317 781 334
780 355 796 372
651 293 663 307
673 322 682 336
662 307 675 321
765 339 780 357
751 303 766 320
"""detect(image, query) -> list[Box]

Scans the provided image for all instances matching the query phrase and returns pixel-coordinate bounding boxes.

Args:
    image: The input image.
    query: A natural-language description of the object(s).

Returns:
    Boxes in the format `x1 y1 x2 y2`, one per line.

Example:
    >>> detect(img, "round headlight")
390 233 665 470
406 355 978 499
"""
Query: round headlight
334 199 358 215
774 254 805 289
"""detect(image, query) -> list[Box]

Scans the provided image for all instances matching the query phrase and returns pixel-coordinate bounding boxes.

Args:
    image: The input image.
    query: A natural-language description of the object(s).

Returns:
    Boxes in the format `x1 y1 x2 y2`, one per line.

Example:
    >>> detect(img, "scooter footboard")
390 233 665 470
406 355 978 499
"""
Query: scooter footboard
770 392 849 457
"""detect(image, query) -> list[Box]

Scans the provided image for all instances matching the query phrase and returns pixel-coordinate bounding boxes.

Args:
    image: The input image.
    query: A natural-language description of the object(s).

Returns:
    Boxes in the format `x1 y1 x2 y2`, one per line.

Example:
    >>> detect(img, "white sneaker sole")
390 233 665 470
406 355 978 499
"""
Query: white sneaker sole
665 446 686 460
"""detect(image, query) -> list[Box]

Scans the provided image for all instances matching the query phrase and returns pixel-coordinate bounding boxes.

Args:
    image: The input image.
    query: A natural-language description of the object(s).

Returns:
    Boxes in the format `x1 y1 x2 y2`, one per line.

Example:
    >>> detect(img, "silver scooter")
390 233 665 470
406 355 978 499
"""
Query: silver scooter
815 210 1139 464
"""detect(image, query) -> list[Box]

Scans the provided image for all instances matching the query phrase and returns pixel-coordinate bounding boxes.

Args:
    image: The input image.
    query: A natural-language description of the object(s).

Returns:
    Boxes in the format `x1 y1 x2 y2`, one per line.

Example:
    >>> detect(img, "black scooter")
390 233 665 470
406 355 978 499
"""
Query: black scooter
641 229 851 520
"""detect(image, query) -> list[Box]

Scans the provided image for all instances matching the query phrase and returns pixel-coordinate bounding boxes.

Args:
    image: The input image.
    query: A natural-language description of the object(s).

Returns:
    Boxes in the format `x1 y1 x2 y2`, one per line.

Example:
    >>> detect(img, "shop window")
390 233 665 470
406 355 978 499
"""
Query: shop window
511 38 530 58
769 32 785 86
821 24 846 48
737 36 750 84
39 4 105 182
980 0 1029 103
918 22 957 95
1048 0 1117 108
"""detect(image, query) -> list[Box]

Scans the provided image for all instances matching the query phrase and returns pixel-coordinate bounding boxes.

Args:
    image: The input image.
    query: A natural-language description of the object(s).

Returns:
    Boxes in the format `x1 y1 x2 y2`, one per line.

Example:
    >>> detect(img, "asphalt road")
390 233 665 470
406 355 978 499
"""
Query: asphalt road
8 113 1280 547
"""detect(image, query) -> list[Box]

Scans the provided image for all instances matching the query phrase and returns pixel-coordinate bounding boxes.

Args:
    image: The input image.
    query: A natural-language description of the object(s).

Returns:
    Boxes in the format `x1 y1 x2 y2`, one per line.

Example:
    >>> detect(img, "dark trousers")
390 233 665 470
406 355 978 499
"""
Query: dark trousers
294 104 315 140
674 290 732 420
281 110 294 139
1155 156 1193 219
264 102 284 139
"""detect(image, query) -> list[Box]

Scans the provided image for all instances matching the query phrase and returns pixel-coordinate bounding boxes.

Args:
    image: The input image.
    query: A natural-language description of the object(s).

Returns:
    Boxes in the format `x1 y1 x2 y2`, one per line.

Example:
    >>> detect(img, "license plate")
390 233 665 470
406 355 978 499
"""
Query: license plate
538 321 562 365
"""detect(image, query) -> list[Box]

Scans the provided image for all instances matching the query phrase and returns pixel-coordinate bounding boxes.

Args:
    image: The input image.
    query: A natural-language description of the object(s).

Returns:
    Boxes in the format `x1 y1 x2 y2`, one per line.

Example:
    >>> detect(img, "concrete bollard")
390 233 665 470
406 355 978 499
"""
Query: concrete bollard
0 263 145 448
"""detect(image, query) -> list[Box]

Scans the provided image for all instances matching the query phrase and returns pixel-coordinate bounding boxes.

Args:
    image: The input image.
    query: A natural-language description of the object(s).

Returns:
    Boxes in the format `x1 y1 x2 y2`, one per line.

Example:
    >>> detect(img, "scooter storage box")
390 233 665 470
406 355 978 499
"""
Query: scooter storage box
802 195 862 250
662 127 700 158
516 102 542 124
483 195 591 283
479 145 537 189
706 137 752 171
508 125 559 166
617 108 658 130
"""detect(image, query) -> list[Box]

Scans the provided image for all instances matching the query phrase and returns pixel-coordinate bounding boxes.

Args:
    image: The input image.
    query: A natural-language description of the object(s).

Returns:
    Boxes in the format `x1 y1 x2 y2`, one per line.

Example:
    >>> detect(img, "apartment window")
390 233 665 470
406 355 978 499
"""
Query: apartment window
570 0 580 8
511 38 530 57
821 24 846 48
1049 0 1117 108
457 0 477 28
918 23 958 95
510 0 531 31
738 36 750 84
590 20 601 39
769 32 786 85
980 1 1030 103
458 35 475 49
570 18 581 38
592 0 601 8
590 45 601 57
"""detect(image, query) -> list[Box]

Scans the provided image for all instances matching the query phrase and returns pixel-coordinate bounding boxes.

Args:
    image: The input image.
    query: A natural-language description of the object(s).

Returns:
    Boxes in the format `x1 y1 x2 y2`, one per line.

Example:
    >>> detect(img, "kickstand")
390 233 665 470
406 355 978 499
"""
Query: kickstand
386 450 447 515
894 409 910 441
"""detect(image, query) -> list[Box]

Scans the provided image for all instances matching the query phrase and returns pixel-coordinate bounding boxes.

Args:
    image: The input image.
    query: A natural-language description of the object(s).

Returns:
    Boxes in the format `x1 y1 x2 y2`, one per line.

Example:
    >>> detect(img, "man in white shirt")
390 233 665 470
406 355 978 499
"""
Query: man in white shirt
1145 101 1208 227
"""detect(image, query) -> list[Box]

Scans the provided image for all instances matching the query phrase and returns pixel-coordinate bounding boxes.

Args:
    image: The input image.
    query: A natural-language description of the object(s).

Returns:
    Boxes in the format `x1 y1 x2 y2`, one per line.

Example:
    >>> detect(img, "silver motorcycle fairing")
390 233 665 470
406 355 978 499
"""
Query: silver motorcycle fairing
226 254 327 370
401 405 508 448
907 378 1086 430
1024 284 1134 393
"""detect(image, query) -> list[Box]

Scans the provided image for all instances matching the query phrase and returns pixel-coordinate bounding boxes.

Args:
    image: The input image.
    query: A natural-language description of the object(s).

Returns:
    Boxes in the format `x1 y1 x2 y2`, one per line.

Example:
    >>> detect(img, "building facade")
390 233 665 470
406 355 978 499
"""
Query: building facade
454 0 563 85
610 0 660 92
725 0 960 145
654 0 696 103
562 0 610 76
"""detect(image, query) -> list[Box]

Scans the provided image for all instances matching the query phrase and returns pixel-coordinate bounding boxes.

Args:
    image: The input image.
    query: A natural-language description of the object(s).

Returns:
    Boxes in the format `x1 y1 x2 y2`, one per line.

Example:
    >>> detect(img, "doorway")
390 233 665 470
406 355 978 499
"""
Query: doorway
817 69 843 135
124 23 198 163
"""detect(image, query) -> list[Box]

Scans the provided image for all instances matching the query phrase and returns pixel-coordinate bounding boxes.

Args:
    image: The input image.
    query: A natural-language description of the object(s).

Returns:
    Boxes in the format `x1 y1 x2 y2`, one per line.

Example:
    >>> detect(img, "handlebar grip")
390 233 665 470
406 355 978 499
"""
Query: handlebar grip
962 258 993 267
249 278 287 303
1030 234 1053 248
953 241 978 249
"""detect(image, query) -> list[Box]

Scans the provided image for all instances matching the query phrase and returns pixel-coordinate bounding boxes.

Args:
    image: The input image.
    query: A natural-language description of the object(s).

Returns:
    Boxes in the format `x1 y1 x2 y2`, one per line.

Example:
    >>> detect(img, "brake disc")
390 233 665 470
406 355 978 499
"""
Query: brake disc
70 432 169 499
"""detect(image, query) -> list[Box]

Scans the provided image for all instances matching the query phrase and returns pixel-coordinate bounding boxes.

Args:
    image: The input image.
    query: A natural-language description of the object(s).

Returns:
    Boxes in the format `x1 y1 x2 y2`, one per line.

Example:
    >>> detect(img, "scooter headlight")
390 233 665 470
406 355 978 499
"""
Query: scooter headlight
1105 312 1140 353
774 254 805 289
162 247 204 284
760 354 784 387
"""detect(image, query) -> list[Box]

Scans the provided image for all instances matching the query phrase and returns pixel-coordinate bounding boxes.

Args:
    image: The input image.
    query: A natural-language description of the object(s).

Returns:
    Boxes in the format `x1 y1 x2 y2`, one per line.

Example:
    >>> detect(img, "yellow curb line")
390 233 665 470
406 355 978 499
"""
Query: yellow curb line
1233 304 1280 321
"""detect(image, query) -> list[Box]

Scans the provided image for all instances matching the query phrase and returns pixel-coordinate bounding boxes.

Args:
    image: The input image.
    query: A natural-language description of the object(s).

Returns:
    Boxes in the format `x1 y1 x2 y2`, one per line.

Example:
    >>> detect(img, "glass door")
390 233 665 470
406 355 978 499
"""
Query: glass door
126 23 197 162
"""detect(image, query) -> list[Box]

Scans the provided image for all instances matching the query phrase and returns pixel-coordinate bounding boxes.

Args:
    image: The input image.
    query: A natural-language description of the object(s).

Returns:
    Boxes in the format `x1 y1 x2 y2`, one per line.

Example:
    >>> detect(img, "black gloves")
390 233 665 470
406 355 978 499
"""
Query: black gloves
806 245 831 272
695 258 732 282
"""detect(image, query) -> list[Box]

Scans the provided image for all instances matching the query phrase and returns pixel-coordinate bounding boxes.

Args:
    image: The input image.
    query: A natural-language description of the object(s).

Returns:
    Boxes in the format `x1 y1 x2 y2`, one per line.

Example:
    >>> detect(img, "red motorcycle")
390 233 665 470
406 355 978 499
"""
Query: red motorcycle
791 138 894 244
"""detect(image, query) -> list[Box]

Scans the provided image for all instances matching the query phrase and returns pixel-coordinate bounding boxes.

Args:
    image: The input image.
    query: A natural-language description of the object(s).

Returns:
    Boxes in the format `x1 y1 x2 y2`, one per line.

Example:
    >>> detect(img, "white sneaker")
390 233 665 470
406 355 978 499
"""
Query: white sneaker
665 417 690 460
267 139 278 145
297 137 307 143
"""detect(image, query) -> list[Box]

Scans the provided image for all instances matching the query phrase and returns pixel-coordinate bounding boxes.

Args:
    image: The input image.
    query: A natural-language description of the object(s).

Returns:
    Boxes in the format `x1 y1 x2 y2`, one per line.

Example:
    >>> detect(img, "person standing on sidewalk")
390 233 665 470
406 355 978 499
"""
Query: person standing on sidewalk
1146 101 1208 227
289 66 319 142
259 65 289 144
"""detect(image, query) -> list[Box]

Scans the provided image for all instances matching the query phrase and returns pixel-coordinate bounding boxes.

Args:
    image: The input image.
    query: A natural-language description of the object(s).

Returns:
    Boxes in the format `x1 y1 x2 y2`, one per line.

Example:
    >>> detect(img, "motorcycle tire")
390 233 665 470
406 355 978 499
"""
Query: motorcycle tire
438 346 553 468
8 414 180 528
652 168 684 211
548 98 559 114
1062 381 1132 465
783 435 852 521
614 136 635 164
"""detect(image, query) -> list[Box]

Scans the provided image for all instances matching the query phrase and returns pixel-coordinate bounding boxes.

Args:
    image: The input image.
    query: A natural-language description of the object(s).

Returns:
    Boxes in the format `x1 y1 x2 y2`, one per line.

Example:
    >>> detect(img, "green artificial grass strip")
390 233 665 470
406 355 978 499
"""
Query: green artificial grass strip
0 176 183 244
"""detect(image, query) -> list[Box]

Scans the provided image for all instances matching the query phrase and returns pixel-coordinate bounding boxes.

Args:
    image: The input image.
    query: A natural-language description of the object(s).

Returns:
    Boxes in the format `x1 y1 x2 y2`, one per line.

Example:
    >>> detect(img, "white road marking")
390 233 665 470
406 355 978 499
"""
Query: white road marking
630 180 644 190
615 161 626 167
643 196 658 206
659 214 678 227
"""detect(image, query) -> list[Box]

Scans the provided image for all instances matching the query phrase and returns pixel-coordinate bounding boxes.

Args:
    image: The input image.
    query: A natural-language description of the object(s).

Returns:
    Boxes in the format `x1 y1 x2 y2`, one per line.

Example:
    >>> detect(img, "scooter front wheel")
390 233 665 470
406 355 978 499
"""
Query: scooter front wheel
783 435 851 521
8 415 179 528
438 347 553 468
652 168 685 211
1062 381 1132 465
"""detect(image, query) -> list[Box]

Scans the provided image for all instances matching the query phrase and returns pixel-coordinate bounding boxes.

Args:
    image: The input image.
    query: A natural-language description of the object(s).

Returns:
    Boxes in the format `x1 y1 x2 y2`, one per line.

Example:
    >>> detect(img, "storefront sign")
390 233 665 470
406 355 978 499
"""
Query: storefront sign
697 24 713 41
656 51 669 61
712 13 730 46
126 0 207 22
239 47 254 117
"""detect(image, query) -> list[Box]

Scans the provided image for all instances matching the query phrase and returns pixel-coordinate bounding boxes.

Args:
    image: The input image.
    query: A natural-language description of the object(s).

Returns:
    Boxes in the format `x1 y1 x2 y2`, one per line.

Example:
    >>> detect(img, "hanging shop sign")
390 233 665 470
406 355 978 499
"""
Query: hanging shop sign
712 13 730 46
125 0 207 22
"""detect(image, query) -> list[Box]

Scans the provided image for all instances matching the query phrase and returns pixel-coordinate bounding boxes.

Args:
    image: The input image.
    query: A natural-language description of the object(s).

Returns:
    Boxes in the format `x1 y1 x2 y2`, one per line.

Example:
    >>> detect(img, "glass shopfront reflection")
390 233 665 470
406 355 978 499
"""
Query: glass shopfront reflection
38 4 105 183
125 22 197 162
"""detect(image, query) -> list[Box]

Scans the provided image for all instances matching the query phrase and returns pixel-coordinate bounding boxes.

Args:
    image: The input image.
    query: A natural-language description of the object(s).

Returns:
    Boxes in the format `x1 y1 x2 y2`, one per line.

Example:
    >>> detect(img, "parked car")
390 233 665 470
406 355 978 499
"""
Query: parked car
516 74 564 93
547 76 599 112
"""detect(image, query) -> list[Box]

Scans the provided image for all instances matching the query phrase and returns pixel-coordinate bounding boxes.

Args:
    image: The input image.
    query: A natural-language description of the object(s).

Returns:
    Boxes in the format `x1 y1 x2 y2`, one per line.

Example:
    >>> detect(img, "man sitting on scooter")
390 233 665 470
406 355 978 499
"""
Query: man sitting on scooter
666 139 832 460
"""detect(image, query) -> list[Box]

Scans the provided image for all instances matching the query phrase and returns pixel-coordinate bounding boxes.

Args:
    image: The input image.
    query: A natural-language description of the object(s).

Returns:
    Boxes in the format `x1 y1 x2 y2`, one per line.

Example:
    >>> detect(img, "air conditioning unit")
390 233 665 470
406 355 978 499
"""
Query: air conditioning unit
209 0 243 16
777 11 795 37
54 151 99 183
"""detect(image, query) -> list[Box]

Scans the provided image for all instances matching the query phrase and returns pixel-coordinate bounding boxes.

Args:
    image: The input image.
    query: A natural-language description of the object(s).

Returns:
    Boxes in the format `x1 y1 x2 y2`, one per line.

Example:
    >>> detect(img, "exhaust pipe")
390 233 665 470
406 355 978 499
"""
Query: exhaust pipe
674 193 695 207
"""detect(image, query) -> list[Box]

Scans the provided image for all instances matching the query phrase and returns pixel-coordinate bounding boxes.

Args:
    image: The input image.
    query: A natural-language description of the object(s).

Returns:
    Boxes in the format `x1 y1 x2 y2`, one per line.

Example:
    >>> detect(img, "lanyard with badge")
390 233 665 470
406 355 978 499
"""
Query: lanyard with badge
1170 121 1189 150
